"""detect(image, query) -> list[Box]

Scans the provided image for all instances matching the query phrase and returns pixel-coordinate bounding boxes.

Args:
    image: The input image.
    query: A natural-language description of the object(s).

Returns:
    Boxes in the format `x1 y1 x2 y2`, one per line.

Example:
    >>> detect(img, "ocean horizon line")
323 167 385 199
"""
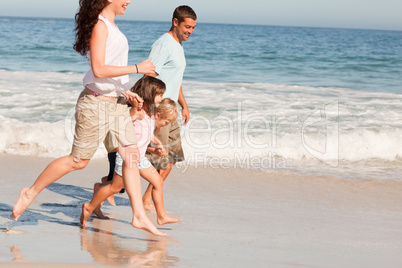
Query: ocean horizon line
1 15 401 33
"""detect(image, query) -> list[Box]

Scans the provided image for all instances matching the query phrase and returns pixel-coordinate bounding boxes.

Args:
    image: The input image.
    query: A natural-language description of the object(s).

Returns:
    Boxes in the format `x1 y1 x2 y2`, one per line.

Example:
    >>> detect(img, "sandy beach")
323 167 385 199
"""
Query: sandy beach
1 154 402 267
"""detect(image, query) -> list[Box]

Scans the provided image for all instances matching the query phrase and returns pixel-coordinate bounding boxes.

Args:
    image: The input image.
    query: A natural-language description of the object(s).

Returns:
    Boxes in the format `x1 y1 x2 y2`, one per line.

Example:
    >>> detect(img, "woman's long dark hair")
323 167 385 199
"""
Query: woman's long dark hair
73 0 109 56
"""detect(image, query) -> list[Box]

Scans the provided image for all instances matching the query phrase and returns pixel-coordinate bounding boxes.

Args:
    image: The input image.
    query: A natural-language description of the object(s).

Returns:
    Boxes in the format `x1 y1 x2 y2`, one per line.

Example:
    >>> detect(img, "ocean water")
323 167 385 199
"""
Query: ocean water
0 16 401 181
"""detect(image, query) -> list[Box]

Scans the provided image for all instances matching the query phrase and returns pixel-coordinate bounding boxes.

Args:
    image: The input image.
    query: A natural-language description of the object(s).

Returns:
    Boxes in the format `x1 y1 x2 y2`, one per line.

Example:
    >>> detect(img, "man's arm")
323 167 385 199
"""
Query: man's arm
145 41 168 78
178 86 190 125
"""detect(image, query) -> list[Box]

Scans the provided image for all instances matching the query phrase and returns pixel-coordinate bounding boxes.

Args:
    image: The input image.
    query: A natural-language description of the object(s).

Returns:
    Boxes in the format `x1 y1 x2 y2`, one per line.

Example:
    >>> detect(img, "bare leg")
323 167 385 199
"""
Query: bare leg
119 145 166 237
12 155 89 221
142 183 153 210
143 180 156 211
140 166 182 225
101 176 116 206
142 163 173 211
92 183 110 219
80 173 124 226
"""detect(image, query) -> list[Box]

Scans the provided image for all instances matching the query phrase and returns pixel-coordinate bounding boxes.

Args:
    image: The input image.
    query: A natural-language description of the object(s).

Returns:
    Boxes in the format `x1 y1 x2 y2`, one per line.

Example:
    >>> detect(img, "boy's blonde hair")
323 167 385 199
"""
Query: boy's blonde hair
156 98 178 122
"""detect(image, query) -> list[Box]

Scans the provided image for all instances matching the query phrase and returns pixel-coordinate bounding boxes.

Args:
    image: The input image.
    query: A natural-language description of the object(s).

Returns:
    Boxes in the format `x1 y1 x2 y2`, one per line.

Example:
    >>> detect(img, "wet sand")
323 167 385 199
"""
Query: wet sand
1 154 402 267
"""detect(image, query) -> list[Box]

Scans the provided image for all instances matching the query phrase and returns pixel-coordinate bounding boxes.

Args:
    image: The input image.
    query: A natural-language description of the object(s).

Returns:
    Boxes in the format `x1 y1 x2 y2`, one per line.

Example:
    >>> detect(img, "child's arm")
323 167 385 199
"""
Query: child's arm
146 144 166 156
146 146 157 155
151 133 167 157
154 126 161 136
130 108 145 122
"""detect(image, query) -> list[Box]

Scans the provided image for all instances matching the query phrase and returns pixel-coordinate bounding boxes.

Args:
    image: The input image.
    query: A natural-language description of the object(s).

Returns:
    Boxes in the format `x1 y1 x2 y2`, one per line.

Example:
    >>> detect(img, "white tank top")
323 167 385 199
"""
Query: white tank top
83 16 130 97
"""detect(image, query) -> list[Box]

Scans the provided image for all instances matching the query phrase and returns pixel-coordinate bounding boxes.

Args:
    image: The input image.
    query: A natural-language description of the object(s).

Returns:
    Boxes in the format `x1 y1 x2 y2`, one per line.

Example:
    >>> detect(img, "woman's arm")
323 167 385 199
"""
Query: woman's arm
90 20 155 78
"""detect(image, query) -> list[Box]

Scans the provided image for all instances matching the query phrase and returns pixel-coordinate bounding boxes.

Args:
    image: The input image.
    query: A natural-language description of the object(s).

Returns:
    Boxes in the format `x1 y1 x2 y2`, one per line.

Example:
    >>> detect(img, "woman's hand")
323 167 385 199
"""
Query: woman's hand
122 91 143 110
136 58 155 75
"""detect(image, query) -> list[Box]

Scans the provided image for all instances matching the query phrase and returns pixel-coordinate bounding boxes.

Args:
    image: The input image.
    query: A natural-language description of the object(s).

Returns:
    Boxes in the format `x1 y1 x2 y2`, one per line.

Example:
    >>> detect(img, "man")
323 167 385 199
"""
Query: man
143 5 197 210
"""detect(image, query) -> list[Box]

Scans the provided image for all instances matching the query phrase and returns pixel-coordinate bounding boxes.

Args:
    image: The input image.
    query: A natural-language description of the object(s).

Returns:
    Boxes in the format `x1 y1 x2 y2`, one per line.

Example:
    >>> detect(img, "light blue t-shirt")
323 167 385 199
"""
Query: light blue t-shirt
148 33 186 102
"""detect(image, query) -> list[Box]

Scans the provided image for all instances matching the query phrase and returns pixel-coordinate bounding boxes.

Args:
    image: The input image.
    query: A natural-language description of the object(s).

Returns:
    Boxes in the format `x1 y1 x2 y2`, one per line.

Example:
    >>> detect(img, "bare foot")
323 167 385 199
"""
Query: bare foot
157 215 182 225
12 188 32 221
80 203 91 227
106 194 116 206
132 213 167 237
93 205 110 220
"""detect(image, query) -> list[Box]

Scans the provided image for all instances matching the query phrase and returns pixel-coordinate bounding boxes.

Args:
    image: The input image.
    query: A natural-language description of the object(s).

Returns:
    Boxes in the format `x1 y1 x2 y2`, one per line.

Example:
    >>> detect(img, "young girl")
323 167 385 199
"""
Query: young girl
80 77 182 227
12 0 166 236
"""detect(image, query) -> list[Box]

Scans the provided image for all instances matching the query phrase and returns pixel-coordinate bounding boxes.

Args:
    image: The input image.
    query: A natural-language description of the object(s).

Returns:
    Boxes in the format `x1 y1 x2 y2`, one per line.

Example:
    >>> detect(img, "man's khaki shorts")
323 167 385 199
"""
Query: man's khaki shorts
146 120 184 170
71 90 137 162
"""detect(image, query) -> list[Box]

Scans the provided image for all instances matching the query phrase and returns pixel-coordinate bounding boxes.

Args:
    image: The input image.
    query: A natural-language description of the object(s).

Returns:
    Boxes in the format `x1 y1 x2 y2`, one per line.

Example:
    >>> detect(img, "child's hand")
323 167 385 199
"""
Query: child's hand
155 144 167 157
123 91 143 111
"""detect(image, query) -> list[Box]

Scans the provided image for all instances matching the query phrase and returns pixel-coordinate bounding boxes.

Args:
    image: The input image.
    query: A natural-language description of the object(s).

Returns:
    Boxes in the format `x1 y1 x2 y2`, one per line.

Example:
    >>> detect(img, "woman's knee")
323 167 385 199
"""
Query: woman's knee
72 158 90 170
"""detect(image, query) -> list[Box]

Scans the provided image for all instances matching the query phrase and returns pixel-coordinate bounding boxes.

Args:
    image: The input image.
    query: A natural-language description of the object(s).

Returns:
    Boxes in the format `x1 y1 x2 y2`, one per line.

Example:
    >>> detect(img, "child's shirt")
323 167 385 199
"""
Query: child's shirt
133 113 155 158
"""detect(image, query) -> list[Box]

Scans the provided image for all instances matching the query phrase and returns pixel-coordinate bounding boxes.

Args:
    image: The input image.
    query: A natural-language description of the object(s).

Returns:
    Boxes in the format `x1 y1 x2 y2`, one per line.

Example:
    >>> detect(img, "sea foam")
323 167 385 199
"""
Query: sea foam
1 70 401 180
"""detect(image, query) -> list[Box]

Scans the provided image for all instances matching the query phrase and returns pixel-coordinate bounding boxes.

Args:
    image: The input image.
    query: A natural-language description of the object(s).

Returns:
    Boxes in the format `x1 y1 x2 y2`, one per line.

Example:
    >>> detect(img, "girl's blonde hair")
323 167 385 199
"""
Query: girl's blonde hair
156 98 178 122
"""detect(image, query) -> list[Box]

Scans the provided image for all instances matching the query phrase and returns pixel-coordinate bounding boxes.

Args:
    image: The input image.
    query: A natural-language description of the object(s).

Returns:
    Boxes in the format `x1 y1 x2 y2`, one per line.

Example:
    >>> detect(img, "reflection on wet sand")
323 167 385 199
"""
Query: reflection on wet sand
80 220 180 267
10 245 26 262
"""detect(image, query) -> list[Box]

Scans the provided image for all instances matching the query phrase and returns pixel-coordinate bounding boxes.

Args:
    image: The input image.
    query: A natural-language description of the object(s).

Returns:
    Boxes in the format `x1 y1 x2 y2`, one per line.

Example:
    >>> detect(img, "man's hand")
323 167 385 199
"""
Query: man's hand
178 86 189 125
182 106 190 125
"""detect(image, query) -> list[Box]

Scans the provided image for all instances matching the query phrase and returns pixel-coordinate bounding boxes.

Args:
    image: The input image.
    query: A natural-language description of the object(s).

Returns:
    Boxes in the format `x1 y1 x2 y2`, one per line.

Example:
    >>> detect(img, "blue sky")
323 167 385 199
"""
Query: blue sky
1 0 401 31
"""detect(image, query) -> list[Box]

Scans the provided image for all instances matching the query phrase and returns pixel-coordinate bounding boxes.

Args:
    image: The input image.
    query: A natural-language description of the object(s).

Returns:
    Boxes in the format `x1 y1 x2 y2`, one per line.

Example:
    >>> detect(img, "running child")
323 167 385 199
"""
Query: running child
81 77 182 227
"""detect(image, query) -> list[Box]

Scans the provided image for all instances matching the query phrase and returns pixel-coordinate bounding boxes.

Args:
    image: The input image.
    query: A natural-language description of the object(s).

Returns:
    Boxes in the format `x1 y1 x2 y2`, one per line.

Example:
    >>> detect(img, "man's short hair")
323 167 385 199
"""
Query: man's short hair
173 5 197 24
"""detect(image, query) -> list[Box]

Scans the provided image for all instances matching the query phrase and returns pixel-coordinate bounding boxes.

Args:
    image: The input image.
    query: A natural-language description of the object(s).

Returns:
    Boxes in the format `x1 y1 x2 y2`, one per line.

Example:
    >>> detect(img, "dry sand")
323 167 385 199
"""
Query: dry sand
1 154 402 267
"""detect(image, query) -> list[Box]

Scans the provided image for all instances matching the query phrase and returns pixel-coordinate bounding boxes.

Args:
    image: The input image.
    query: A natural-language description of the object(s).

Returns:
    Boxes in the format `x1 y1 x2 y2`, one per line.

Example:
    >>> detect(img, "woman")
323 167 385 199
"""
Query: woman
12 0 166 236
